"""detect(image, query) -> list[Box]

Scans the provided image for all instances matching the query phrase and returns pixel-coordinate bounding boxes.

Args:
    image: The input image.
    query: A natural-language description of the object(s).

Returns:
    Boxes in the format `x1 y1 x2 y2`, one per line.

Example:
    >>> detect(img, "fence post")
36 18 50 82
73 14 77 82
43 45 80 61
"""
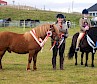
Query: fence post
23 20 25 31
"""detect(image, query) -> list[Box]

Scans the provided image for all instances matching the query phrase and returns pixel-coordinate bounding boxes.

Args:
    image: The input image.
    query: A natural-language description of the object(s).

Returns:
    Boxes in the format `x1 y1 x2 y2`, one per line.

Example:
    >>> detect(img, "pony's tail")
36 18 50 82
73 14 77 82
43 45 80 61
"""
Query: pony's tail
68 44 75 59
68 32 79 59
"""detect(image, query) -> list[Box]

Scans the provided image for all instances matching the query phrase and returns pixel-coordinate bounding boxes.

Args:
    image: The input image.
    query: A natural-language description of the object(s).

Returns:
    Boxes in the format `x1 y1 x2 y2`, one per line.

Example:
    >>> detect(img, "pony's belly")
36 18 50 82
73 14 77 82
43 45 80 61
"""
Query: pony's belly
9 48 29 54
9 44 29 54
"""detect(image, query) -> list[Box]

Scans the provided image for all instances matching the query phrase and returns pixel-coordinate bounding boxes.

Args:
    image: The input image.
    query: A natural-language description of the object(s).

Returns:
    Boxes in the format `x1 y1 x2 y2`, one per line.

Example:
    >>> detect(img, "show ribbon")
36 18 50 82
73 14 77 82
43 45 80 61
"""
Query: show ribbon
30 29 51 47
50 41 56 51
58 37 64 48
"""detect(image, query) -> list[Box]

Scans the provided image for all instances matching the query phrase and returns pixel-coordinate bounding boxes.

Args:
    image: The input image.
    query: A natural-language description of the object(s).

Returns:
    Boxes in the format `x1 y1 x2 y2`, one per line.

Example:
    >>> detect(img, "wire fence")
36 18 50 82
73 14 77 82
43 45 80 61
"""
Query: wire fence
0 20 76 28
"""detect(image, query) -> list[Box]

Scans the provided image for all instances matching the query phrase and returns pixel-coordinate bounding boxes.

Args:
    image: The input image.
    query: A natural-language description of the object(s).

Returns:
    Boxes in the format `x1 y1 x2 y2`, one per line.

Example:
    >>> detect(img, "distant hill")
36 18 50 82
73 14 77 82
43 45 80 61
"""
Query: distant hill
0 5 81 24
2 5 39 10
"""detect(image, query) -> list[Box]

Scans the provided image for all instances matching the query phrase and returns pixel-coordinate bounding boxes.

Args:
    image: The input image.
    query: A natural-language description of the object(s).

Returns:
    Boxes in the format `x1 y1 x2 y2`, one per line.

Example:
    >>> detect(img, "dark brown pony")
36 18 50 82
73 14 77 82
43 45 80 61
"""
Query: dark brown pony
68 27 97 67
0 23 59 70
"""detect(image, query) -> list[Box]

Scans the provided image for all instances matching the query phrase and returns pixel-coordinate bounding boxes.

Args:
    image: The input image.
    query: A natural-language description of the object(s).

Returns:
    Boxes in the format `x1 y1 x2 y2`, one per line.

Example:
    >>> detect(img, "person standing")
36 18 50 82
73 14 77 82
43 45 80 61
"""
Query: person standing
51 14 68 70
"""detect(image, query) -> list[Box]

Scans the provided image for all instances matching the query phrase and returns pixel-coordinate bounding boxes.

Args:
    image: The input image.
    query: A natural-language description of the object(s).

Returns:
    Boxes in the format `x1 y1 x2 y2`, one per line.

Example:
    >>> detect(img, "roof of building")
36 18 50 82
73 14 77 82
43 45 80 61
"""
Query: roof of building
0 0 7 4
88 3 97 11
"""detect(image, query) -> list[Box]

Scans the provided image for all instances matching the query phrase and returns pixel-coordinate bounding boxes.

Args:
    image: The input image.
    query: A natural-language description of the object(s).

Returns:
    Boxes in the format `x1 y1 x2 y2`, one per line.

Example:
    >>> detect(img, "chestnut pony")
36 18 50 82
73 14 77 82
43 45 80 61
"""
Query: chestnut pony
0 23 59 70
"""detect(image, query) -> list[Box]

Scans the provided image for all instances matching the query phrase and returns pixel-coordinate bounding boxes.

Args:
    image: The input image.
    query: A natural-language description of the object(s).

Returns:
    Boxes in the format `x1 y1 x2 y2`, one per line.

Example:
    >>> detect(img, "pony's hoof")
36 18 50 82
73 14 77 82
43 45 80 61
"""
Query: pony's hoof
33 68 37 71
85 64 88 67
26 69 31 71
0 68 2 70
81 62 83 65
52 67 56 70
60 68 64 70
75 63 77 65
0 66 2 69
26 68 31 71
91 65 94 67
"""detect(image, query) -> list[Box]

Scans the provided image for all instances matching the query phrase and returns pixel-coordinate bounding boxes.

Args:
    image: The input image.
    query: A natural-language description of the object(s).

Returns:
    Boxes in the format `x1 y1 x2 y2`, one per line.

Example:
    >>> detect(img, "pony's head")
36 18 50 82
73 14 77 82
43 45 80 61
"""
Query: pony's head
49 24 60 40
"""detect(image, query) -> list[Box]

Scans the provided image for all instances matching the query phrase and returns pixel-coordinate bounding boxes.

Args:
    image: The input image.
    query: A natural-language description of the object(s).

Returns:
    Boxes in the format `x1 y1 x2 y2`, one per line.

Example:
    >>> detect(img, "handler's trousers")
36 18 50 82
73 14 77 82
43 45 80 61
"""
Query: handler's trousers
52 42 65 70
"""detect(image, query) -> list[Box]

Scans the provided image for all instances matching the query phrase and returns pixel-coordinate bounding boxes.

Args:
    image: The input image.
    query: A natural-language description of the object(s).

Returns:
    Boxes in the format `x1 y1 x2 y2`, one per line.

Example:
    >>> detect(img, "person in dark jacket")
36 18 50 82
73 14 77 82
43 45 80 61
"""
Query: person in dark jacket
51 14 68 70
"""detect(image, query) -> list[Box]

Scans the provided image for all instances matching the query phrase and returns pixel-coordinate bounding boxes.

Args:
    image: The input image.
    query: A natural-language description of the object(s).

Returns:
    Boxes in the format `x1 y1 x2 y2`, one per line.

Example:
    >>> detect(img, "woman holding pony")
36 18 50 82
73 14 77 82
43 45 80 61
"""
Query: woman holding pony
51 14 68 70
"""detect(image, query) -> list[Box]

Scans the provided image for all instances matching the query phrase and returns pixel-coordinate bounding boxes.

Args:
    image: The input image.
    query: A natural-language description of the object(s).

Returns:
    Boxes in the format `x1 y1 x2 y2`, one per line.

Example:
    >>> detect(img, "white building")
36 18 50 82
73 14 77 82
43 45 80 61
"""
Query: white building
88 3 97 17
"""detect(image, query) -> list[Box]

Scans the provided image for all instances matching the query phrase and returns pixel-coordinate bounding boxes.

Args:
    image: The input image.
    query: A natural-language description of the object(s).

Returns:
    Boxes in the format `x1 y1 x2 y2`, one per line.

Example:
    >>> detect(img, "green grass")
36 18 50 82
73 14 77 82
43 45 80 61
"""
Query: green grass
0 27 97 84
0 6 81 24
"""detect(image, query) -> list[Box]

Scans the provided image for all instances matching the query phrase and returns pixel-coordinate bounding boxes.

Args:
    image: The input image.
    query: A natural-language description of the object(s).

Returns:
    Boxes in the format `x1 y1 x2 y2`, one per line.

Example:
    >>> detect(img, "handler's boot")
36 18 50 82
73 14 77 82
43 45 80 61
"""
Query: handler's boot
60 57 64 70
52 58 56 70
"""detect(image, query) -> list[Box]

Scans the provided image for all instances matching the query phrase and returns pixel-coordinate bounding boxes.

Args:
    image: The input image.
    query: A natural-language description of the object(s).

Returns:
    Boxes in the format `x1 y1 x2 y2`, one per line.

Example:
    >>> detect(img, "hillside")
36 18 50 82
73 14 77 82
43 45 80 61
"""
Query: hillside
0 5 81 24
2 5 39 10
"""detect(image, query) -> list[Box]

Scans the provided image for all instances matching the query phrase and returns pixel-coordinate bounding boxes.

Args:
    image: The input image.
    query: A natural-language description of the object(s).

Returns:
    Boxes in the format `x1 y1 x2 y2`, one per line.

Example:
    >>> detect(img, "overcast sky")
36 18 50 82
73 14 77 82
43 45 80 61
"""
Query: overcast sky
4 0 97 13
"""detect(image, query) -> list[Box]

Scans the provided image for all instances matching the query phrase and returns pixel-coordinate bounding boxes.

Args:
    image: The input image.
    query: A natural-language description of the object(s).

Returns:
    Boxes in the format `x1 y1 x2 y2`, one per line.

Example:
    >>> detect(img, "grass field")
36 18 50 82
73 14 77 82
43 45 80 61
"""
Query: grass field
0 26 97 84
0 6 81 25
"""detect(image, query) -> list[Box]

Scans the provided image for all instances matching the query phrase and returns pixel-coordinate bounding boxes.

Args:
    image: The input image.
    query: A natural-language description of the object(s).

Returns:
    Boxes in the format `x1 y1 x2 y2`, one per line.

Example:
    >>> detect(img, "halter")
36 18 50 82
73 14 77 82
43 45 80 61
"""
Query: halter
30 29 52 47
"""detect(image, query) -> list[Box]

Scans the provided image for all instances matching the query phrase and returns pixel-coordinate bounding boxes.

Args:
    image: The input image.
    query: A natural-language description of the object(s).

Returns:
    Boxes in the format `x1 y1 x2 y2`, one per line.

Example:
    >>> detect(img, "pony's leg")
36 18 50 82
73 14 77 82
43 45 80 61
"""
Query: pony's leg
27 50 35 71
27 55 32 71
0 58 2 69
33 53 38 70
0 51 6 69
75 52 77 65
81 52 84 65
91 53 94 67
85 52 88 67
